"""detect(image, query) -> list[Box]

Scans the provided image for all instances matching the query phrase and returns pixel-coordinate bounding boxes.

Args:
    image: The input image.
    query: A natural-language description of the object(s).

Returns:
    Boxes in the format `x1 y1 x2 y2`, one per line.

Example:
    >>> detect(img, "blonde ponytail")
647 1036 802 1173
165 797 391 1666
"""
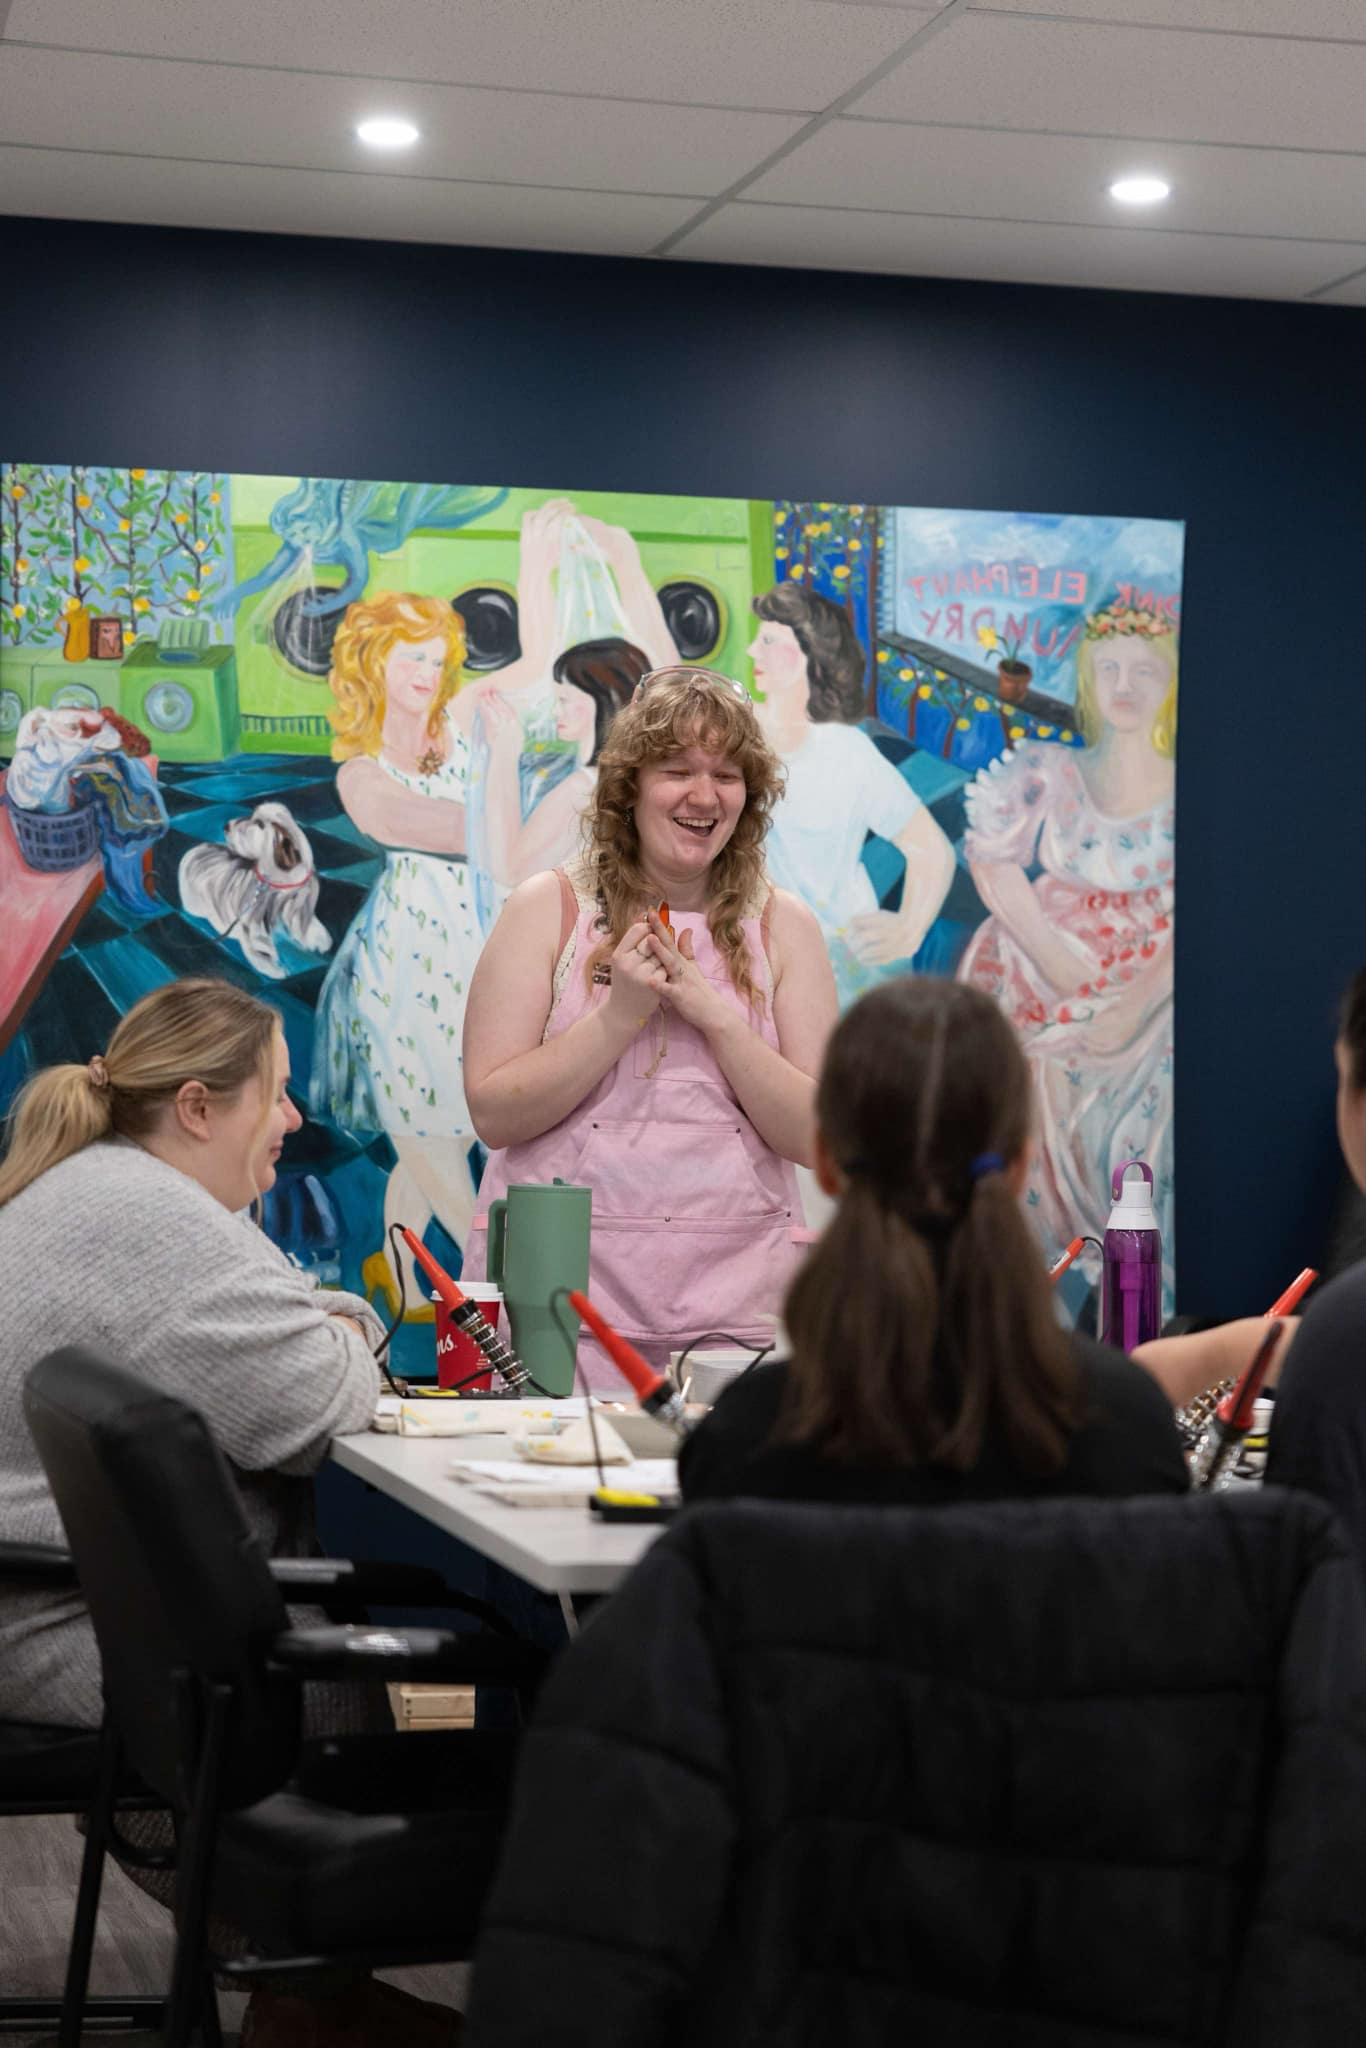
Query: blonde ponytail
0 978 279 1210
0 1065 116 1208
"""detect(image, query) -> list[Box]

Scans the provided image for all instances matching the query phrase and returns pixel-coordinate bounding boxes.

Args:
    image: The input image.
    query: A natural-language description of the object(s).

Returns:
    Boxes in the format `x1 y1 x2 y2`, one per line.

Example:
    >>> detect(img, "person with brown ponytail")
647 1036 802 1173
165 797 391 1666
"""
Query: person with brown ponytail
0 977 385 1731
679 976 1188 1505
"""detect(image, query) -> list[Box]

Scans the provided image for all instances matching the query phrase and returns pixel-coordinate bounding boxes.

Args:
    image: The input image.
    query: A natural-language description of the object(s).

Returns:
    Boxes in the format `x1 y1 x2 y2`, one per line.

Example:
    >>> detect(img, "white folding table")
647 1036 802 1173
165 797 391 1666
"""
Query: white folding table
330 1416 671 1630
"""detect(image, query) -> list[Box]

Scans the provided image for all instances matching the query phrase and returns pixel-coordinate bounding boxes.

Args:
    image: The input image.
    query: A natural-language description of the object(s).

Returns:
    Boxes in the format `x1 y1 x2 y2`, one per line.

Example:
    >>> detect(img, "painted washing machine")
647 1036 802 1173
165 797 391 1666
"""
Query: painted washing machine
0 657 31 757
29 657 126 717
119 641 241 762
0 654 119 762
227 480 764 753
405 487 757 681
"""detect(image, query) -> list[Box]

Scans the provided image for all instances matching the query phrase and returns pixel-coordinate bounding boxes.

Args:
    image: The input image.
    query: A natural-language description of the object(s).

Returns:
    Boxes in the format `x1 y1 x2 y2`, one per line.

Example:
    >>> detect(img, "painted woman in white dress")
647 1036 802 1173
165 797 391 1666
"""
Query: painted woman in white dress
958 599 1177 1306
748 581 955 1007
311 593 516 1313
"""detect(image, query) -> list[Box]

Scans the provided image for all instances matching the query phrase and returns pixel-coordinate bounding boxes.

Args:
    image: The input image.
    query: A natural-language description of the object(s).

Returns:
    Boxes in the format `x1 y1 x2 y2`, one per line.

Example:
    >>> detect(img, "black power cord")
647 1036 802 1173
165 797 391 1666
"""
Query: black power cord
671 1330 774 1390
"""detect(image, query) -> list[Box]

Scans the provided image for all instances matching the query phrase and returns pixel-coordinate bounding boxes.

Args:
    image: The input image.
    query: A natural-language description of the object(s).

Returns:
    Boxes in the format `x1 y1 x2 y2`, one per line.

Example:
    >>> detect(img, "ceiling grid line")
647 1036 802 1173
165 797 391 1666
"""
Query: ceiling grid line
967 5 1366 49
649 0 975 256
843 115 1366 162
0 35 817 120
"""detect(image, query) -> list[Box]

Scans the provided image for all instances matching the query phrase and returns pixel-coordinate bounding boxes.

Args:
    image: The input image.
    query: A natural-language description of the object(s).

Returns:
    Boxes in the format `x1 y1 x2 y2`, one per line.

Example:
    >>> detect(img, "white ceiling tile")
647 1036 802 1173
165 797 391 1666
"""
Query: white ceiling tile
974 1 1366 33
851 14 1366 150
0 48 803 196
4 0 1363 306
0 146 697 255
750 121 1366 242
1311 264 1366 304
674 201 1366 300
3 0 934 111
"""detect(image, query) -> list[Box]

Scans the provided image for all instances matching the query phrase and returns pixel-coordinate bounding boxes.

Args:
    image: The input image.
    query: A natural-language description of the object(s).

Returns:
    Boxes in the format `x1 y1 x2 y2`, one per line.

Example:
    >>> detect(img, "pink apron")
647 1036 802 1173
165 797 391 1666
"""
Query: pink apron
465 868 806 1391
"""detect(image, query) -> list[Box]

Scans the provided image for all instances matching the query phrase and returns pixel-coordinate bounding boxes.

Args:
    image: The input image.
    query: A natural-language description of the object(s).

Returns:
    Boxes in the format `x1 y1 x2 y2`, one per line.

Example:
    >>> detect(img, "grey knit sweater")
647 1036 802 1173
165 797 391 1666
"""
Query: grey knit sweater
0 1138 384 1726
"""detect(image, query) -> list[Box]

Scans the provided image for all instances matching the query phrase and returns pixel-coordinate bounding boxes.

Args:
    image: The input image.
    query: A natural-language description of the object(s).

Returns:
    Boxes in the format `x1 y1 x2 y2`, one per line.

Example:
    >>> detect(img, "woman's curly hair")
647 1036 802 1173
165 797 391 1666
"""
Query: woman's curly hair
326 592 467 762
581 668 784 1011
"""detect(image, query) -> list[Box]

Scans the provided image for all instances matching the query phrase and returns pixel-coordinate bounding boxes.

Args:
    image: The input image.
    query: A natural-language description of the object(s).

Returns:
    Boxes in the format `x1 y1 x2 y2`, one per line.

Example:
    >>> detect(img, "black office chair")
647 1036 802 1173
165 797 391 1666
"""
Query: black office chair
0 1540 169 2039
23 1347 549 2048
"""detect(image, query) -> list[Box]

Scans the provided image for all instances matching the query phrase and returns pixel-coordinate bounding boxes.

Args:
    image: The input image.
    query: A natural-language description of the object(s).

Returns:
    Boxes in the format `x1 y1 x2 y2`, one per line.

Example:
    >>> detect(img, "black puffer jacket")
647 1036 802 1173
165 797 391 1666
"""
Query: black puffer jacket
469 1491 1366 2047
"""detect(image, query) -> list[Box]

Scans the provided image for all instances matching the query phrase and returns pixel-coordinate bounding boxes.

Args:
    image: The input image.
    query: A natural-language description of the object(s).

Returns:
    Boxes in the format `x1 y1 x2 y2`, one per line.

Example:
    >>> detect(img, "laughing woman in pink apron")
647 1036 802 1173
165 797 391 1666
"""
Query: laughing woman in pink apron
462 667 838 1389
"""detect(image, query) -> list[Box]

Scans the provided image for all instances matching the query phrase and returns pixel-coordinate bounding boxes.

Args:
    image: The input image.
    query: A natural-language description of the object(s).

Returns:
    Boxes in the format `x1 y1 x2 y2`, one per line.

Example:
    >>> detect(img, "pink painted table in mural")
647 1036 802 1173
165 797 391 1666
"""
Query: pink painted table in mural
0 768 103 1057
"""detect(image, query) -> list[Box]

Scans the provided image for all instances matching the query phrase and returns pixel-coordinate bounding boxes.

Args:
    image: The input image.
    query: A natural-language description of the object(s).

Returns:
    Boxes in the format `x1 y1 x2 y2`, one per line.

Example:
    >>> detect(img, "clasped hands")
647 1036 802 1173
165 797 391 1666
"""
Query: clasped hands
606 910 721 1034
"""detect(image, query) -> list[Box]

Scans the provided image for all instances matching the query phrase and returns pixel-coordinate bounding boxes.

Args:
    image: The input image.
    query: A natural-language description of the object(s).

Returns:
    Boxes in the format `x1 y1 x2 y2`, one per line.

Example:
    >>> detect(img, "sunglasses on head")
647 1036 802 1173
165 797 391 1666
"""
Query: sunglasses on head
632 665 749 704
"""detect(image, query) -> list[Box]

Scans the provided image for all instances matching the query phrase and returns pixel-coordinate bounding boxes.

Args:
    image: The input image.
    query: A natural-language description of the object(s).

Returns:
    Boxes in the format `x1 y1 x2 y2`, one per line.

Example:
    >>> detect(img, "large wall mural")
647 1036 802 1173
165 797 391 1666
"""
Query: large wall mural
1 467 1183 1370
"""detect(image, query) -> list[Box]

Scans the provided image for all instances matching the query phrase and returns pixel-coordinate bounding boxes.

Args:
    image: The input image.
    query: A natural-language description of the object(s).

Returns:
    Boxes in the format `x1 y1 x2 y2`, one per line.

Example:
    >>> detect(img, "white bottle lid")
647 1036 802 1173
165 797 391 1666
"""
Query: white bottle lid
1107 1162 1158 1232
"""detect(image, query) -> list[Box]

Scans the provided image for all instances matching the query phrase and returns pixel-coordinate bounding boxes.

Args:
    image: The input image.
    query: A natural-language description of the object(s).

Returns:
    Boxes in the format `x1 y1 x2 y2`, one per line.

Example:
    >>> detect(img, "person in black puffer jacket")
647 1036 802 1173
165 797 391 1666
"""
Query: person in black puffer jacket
468 1489 1366 2047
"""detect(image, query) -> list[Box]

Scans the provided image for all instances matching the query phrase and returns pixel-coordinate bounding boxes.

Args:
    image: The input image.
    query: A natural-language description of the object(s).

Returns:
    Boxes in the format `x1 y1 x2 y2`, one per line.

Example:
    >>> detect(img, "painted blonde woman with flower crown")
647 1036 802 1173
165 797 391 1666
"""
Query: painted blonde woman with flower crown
959 599 1177 1305
311 592 508 1314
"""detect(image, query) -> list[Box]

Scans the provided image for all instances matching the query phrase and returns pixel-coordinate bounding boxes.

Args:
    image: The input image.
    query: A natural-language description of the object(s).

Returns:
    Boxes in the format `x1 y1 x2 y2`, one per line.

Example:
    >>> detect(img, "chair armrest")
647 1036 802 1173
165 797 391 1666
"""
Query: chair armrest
267 1623 549 1688
268 1556 521 1636
0 1539 77 1586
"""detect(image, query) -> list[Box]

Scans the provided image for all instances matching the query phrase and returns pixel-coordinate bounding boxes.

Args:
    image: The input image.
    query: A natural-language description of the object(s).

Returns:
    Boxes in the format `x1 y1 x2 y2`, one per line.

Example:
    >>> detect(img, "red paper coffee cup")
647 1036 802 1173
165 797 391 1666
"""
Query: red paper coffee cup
435 1284 504 1391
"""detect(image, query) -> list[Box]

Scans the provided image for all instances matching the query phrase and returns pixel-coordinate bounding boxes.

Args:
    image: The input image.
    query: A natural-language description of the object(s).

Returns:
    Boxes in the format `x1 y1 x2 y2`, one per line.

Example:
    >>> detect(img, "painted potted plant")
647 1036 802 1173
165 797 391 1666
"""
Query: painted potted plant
976 624 1033 703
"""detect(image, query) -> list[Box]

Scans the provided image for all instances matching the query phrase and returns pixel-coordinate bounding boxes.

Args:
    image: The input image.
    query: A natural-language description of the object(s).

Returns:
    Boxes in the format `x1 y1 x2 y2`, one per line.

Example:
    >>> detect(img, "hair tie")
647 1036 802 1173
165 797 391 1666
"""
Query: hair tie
970 1151 1005 1181
87 1055 110 1091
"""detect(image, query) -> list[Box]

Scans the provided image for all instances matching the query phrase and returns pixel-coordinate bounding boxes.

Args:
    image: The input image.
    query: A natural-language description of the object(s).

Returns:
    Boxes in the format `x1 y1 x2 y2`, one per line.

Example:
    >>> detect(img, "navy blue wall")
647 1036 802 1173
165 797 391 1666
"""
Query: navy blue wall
3 212 1362 1317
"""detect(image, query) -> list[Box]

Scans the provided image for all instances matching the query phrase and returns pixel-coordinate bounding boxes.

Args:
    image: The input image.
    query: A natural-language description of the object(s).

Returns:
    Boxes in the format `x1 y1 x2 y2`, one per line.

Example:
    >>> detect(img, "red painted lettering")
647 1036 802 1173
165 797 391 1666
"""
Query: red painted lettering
944 603 965 639
1017 564 1039 597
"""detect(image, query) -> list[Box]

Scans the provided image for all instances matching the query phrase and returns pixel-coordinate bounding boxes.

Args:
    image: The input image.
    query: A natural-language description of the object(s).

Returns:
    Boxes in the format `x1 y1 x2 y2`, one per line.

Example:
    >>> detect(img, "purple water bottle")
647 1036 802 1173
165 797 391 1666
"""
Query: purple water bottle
1100 1159 1162 1353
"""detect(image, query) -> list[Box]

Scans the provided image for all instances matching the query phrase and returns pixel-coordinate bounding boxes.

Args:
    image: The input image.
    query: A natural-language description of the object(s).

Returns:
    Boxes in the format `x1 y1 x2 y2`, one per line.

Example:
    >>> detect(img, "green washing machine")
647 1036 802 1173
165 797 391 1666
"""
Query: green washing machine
119 640 241 761
0 657 30 756
30 657 127 717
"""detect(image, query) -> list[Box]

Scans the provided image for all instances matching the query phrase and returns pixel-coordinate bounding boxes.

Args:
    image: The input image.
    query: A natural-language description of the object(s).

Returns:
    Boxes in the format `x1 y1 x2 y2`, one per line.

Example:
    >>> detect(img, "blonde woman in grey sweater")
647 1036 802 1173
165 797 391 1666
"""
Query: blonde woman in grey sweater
0 976 384 1730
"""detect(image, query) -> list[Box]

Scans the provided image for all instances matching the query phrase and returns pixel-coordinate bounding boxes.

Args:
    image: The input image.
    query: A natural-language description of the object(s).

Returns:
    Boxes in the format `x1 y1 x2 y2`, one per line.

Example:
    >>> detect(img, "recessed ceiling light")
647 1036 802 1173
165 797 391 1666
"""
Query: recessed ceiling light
1108 175 1171 208
357 116 420 151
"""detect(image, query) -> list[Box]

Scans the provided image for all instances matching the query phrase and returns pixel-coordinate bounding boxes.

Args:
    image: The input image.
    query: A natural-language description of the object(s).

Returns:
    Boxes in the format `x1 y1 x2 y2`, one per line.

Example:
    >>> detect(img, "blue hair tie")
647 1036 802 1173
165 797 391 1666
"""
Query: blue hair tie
970 1152 1005 1181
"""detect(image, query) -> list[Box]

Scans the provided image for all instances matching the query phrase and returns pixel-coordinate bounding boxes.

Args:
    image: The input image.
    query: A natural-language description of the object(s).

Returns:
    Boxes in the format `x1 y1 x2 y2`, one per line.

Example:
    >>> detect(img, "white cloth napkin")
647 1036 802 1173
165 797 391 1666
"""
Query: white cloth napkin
511 1416 632 1466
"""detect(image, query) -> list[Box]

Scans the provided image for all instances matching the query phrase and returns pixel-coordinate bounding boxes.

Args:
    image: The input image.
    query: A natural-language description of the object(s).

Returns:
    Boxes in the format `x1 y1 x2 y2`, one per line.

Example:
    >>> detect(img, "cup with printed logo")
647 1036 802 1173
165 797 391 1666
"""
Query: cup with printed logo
435 1283 504 1392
